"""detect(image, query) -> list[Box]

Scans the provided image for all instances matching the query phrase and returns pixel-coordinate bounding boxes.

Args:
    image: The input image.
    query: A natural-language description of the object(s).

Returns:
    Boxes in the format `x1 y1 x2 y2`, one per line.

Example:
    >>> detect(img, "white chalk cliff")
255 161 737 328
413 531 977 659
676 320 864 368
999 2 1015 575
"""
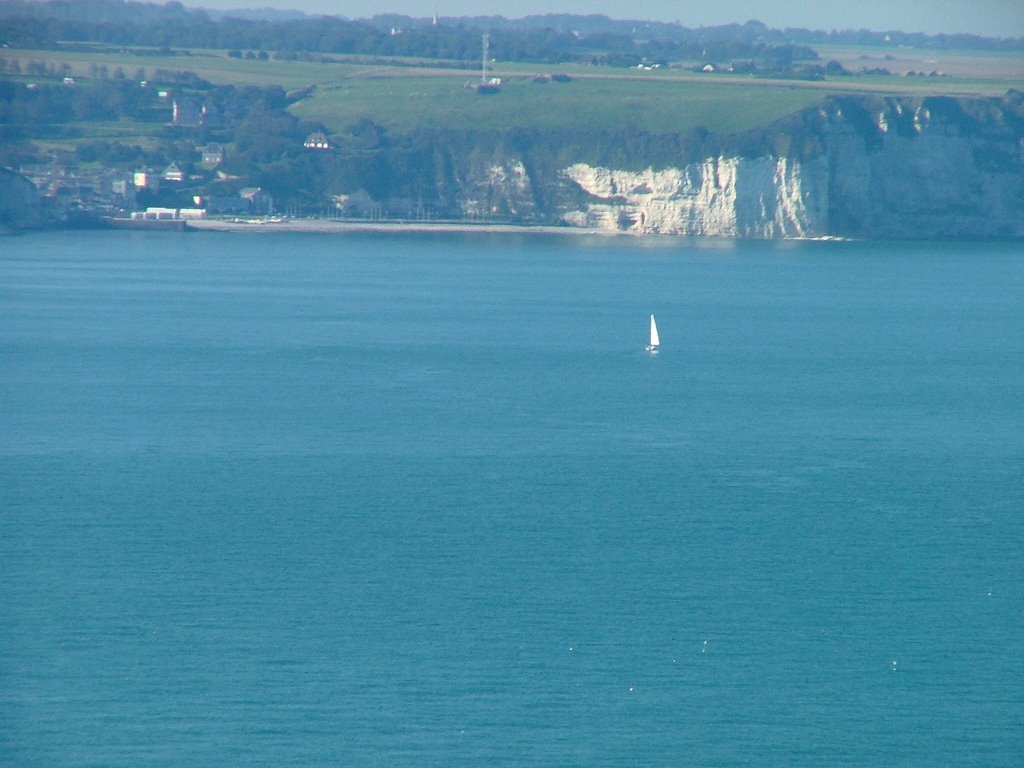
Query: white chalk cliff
451 94 1023 239
561 156 829 238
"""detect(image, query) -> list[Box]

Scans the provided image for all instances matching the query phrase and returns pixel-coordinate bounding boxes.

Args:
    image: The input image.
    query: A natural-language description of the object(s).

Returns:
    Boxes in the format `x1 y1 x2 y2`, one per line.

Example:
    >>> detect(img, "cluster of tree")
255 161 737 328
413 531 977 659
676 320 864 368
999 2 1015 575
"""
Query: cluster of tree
0 75 162 131
0 68 320 171
780 26 1023 51
0 0 193 24
226 49 269 61
2 2 1020 61
403 15 1024 51
0 55 211 85
0 1 818 69
0 64 295 122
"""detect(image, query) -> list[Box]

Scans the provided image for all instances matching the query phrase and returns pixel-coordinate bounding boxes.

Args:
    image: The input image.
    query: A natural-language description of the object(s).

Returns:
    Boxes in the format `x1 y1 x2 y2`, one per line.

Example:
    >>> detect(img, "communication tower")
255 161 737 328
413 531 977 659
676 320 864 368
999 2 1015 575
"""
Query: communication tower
481 33 489 83
472 32 500 93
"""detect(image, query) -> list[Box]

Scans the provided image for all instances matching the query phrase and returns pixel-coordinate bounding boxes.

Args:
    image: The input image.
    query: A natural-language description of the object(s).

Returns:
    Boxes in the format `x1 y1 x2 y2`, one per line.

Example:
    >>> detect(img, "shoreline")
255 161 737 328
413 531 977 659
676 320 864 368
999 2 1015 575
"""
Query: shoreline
184 217 622 237
97 216 858 241
182 219 856 241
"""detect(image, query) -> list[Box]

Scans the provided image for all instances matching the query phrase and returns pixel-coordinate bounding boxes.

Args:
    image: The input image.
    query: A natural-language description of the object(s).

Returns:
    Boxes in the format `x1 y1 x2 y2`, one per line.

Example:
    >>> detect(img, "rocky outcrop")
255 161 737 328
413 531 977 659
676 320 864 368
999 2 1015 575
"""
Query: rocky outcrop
560 156 828 237
450 93 1024 239
0 167 44 232
460 159 539 220
822 97 1024 238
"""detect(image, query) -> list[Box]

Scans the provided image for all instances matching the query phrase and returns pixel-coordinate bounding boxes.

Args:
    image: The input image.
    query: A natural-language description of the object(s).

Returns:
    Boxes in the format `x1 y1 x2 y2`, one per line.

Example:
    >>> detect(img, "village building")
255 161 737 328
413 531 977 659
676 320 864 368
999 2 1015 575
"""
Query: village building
172 98 203 126
240 187 274 214
162 163 184 182
131 207 178 220
203 195 249 214
303 131 330 150
201 143 224 167
133 170 158 190
333 189 383 219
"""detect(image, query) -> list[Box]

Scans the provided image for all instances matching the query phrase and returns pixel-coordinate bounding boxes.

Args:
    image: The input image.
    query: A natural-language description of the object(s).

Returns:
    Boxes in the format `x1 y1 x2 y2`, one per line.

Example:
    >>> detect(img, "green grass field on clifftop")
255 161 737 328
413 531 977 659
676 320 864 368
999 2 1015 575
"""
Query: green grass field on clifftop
7 43 1021 142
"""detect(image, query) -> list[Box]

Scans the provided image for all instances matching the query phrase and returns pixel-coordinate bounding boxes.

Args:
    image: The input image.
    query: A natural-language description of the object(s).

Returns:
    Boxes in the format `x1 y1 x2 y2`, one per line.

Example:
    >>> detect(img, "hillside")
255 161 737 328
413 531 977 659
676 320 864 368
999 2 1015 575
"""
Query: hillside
1 2 1023 237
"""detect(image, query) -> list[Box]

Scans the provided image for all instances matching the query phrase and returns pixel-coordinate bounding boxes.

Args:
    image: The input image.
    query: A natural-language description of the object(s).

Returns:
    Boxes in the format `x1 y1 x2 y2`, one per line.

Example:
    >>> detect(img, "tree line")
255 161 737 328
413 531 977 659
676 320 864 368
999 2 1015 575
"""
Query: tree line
0 1 818 68
1 1 1020 64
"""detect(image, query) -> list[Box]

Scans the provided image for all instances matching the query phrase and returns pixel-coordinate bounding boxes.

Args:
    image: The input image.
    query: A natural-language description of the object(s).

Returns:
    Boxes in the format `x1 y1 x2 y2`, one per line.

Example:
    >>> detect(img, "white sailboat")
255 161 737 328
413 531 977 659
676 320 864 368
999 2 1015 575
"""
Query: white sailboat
646 314 660 352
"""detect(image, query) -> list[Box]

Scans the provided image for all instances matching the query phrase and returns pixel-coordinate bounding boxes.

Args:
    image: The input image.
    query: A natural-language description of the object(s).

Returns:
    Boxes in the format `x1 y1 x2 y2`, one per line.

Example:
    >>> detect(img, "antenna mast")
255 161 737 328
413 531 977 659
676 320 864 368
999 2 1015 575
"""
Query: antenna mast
481 33 488 83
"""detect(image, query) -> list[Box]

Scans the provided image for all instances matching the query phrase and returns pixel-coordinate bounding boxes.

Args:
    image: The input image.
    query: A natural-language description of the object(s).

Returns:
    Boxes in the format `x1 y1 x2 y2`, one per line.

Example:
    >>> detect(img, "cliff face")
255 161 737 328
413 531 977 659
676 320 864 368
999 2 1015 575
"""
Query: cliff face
823 98 1024 238
560 156 829 237
451 93 1024 239
0 167 44 232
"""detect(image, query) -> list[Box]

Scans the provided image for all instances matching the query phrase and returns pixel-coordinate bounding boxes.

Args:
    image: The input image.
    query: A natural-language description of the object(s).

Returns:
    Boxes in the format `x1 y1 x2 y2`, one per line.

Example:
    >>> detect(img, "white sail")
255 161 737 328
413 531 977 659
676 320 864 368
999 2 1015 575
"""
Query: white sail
648 314 660 350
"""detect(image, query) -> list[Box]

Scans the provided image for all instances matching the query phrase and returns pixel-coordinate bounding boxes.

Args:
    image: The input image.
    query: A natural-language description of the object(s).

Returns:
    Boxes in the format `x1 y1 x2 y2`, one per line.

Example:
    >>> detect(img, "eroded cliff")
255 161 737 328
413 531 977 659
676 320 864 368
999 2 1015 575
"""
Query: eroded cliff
0 167 44 232
559 156 828 237
449 92 1024 238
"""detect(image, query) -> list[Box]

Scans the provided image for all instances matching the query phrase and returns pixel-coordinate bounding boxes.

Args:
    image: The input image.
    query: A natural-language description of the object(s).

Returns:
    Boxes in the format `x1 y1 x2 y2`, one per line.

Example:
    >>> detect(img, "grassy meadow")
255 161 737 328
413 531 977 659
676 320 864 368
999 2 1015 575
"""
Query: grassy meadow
7 43 1021 141
295 75 830 135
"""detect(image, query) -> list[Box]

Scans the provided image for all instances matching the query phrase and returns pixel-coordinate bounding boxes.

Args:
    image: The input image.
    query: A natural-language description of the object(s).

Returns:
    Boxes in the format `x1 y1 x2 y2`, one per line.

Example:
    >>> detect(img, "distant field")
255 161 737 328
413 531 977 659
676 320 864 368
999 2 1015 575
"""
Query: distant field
7 44 1021 139
814 43 1024 81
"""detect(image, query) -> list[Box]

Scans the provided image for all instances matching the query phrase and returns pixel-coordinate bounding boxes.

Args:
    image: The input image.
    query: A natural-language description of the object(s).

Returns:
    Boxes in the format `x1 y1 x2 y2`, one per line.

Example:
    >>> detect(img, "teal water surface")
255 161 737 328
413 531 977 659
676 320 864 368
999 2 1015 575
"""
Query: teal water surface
2 231 1023 766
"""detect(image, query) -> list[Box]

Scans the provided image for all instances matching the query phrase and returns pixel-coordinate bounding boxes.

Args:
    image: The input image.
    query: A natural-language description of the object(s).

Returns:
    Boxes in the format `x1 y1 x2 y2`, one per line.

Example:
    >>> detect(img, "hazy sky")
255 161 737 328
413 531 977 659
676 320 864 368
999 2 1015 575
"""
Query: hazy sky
185 1 1024 37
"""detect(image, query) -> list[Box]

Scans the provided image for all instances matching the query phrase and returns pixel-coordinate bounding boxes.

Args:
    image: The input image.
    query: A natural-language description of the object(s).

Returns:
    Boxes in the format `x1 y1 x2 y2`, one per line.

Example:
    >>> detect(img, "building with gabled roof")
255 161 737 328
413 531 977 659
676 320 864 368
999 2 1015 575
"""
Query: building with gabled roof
304 131 330 150
162 163 184 182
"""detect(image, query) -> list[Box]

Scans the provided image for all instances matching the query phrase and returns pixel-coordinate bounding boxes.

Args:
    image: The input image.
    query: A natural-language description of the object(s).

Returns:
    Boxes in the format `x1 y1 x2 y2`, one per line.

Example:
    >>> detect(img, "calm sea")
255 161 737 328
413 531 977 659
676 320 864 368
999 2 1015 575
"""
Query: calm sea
2 230 1022 767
